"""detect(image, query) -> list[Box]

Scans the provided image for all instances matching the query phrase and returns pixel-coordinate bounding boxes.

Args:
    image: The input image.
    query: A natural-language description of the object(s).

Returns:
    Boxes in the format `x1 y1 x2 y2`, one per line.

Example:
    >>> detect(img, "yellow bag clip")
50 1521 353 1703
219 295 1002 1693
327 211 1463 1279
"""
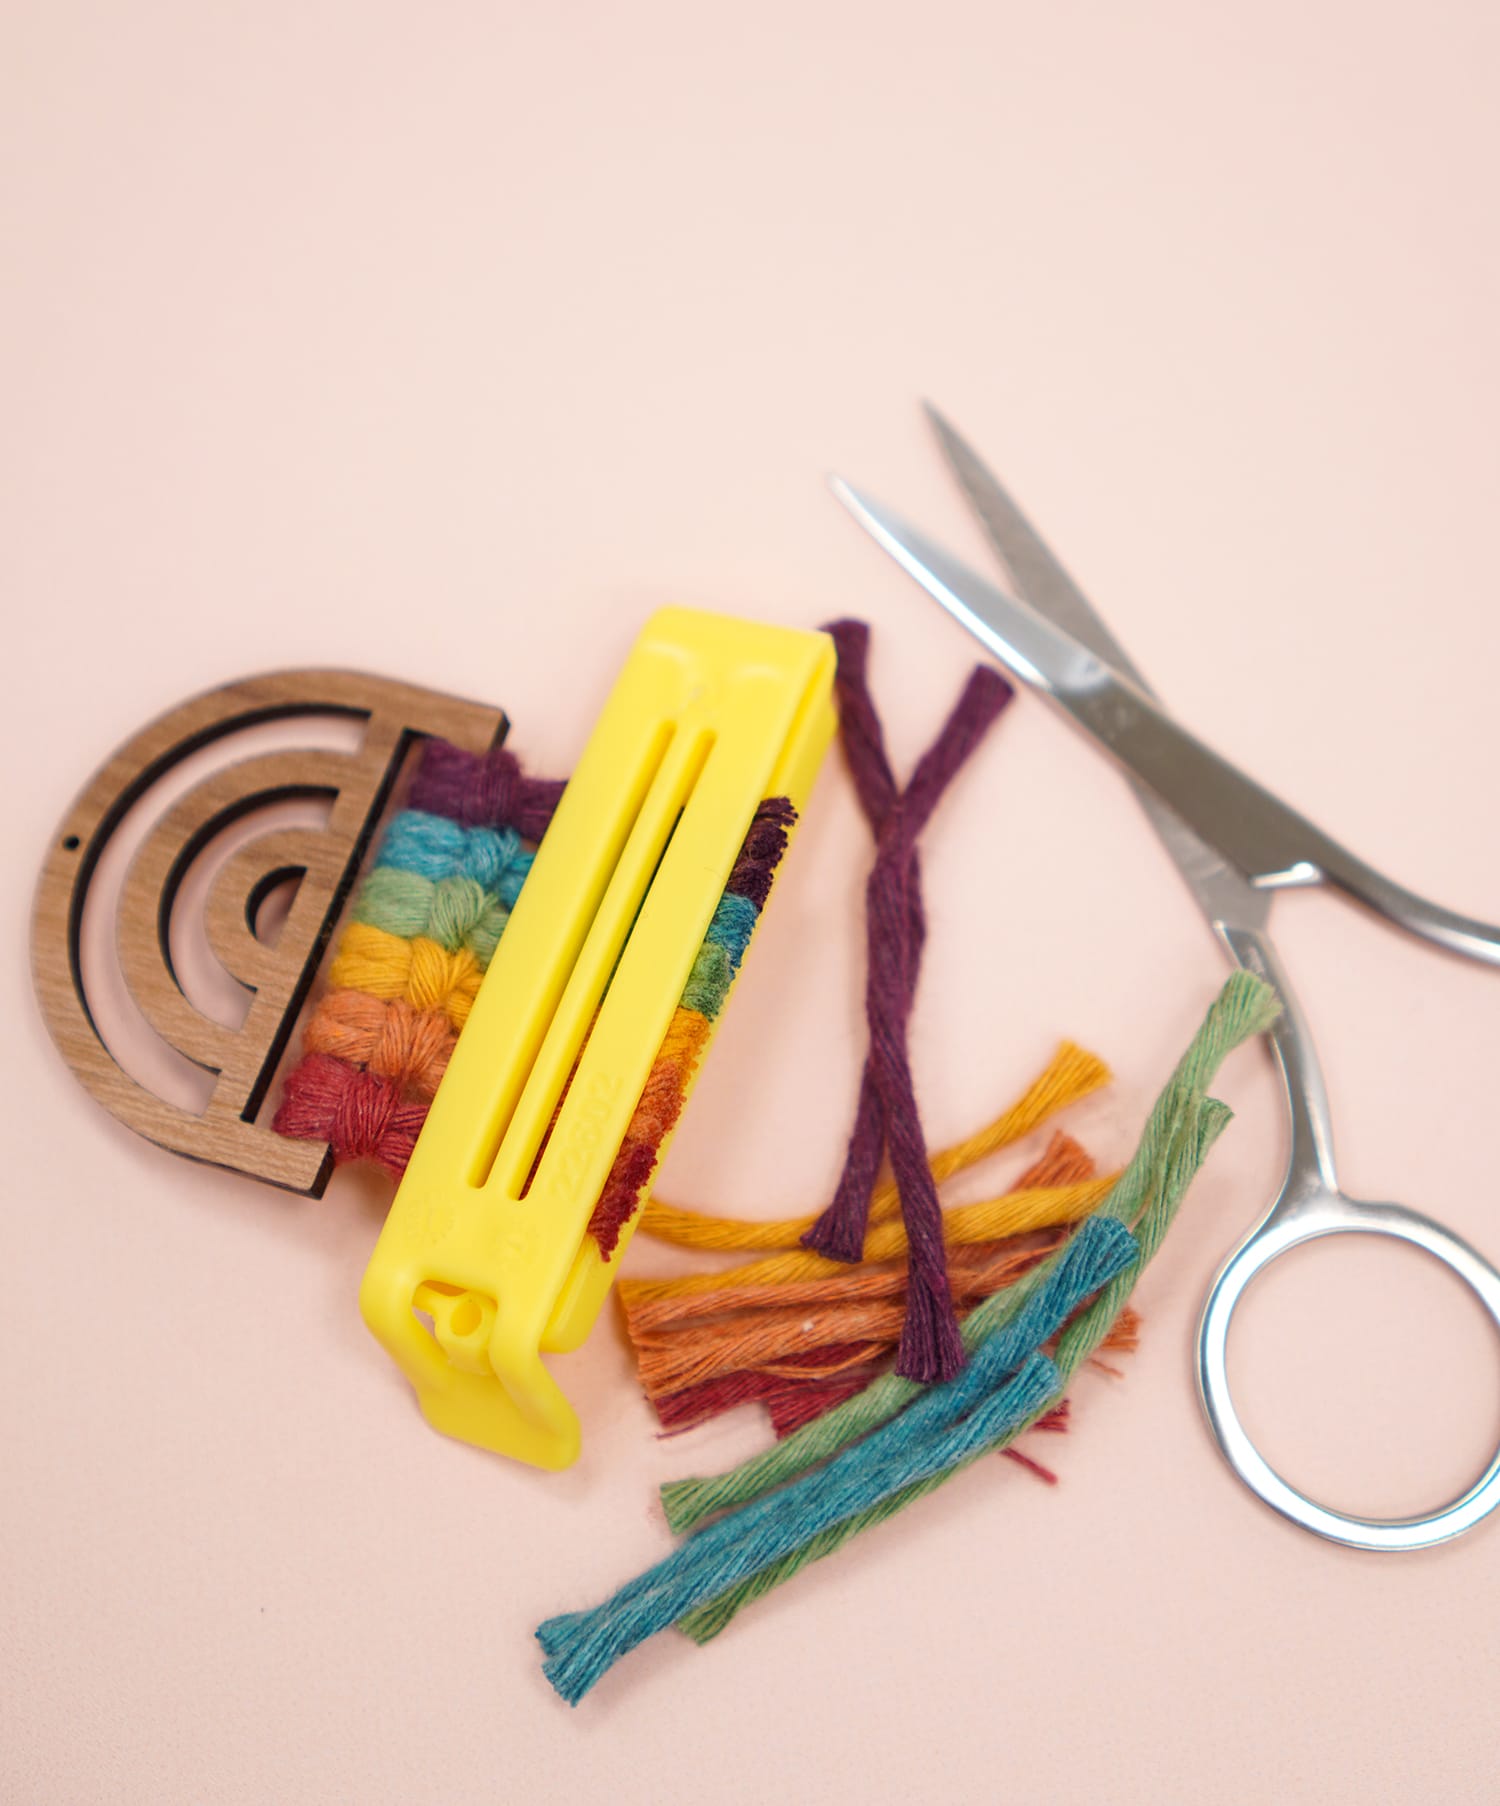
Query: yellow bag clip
359 608 837 1468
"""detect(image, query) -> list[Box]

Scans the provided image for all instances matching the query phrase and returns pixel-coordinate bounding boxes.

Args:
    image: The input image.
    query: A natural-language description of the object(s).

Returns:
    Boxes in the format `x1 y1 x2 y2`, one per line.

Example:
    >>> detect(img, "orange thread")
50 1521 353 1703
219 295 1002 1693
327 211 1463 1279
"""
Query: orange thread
303 992 456 1097
621 1132 1094 1337
618 1127 1149 1435
625 1141 1092 1397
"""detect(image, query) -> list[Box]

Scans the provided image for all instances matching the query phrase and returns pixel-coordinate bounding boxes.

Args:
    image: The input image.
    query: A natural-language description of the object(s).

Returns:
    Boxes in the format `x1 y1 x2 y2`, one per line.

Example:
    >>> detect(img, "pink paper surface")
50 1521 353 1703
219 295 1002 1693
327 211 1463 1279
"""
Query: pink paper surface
5 3 1499 1798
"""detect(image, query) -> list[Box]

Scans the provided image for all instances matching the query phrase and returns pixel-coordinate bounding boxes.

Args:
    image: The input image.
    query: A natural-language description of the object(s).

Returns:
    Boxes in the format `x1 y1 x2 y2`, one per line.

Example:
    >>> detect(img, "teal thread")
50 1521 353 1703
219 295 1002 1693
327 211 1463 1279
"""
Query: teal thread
678 1097 1232 1643
377 810 533 899
662 969 1276 1539
672 971 1277 1641
537 971 1278 1699
541 1355 1060 1699
704 893 759 967
535 1213 1137 1703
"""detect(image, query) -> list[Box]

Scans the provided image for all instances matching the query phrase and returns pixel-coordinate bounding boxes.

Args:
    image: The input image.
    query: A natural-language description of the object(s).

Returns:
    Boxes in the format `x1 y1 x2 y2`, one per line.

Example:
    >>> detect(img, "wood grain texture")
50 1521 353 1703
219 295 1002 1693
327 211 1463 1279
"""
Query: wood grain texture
31 669 505 1194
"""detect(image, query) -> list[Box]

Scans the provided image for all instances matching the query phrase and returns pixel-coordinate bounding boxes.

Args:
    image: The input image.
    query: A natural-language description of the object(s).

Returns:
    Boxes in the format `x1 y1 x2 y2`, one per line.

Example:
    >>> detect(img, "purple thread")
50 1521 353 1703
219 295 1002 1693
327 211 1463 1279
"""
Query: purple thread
409 740 567 842
803 620 1013 1383
725 797 796 908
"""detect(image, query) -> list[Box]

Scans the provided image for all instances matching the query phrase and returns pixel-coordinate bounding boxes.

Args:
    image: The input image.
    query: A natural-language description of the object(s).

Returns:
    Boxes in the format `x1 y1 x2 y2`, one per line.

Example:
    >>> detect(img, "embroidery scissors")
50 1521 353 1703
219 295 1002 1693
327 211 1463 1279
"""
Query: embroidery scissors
831 407 1500 1552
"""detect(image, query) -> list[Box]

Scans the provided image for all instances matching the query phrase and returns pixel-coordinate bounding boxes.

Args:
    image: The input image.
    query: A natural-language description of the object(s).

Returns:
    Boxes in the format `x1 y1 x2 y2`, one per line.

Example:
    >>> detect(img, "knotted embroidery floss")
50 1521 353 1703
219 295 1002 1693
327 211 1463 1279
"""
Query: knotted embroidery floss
276 739 798 1258
274 743 554 1175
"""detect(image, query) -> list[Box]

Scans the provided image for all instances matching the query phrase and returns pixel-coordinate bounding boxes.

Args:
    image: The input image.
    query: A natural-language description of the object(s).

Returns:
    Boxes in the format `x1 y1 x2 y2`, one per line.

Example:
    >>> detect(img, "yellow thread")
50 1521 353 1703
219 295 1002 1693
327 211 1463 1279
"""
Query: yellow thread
876 1041 1109 1217
328 921 408 996
327 921 480 1028
618 1176 1116 1304
637 1041 1110 1252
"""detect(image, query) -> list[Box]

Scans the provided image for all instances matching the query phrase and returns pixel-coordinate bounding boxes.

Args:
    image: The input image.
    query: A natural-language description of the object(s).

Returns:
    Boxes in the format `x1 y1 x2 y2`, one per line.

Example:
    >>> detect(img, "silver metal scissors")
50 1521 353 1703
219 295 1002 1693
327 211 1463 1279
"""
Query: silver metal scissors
832 406 1500 1552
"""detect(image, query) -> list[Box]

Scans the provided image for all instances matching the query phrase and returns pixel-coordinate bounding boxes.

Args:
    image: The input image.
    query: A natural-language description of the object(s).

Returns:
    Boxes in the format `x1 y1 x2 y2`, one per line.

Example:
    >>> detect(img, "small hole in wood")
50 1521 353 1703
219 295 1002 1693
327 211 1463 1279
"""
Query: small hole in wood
62 835 80 851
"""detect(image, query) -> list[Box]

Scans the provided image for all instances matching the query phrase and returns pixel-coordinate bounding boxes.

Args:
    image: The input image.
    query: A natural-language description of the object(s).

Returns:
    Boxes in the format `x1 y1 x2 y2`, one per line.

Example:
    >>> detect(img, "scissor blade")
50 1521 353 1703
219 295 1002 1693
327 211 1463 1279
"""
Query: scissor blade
831 476 1316 915
923 403 1155 696
922 406 1270 930
829 477 1116 698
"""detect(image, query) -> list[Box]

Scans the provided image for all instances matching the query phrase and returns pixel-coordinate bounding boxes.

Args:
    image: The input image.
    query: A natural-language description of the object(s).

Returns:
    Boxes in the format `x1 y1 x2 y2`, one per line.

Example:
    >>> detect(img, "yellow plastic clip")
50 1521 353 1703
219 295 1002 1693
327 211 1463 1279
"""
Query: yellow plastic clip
359 608 837 1468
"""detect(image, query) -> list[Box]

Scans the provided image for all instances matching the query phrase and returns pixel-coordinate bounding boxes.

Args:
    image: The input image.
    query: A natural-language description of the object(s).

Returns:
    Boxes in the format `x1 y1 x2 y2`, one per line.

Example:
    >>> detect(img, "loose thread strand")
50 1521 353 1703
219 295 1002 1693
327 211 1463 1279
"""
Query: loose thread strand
636 1042 1109 1253
620 1176 1115 1310
802 620 1014 1382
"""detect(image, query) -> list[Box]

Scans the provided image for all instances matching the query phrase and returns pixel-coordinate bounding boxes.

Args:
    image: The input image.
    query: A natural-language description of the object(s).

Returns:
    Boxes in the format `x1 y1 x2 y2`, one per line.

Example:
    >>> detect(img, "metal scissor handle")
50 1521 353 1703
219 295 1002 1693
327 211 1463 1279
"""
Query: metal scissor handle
1198 1188 1500 1550
1197 926 1500 1550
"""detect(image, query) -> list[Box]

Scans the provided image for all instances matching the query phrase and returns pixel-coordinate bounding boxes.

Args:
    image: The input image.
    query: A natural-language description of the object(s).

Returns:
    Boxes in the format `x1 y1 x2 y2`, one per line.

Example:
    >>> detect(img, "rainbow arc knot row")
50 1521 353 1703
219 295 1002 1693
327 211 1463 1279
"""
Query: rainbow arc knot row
276 742 795 1259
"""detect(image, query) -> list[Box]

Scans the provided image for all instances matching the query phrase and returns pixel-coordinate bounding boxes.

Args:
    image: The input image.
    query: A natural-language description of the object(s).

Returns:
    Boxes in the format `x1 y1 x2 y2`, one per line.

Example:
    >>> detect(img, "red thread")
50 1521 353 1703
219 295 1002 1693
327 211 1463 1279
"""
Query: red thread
763 1374 883 1436
651 1347 885 1432
586 1011 710 1256
272 1053 426 1177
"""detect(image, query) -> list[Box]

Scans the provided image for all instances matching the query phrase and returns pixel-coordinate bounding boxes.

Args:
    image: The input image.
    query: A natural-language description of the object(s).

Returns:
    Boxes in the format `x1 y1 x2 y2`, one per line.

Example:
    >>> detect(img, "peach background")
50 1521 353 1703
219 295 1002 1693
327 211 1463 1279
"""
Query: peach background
5 3 1500 1799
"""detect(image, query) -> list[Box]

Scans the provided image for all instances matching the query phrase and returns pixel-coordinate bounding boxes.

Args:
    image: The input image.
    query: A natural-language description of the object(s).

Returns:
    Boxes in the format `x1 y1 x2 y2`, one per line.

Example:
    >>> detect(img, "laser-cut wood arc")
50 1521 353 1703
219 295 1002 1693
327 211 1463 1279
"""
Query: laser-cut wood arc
31 670 505 1194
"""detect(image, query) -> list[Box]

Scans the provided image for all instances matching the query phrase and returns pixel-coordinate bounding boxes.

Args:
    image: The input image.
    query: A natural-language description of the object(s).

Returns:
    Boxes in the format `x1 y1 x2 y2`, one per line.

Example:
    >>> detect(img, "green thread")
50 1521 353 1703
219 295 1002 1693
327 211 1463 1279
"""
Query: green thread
352 867 433 939
353 867 509 963
674 1099 1231 1643
681 940 735 1017
425 876 508 963
669 970 1279 1641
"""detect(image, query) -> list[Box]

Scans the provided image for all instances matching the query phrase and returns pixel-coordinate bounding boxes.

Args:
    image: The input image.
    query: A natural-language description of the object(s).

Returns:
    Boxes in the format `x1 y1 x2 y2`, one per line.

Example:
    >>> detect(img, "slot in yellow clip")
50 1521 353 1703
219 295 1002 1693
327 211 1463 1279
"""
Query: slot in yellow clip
359 608 837 1468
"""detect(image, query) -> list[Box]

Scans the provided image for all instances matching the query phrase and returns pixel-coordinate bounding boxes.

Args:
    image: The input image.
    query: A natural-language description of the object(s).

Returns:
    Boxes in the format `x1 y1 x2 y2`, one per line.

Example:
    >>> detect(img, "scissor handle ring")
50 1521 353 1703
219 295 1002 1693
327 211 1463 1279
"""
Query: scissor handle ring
1197 1193 1500 1551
